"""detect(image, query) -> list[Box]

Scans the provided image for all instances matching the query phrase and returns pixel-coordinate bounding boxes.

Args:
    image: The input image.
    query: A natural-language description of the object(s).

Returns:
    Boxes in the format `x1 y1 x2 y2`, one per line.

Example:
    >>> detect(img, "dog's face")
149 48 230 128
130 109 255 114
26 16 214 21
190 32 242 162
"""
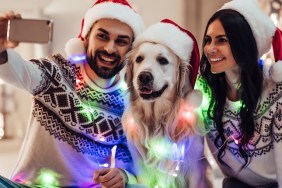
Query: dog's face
126 42 186 102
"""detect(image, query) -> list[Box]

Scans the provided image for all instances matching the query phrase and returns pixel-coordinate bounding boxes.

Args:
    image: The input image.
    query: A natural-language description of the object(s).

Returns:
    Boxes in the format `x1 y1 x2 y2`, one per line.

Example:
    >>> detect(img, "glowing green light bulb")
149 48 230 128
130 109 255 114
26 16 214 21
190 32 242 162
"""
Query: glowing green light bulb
35 168 61 187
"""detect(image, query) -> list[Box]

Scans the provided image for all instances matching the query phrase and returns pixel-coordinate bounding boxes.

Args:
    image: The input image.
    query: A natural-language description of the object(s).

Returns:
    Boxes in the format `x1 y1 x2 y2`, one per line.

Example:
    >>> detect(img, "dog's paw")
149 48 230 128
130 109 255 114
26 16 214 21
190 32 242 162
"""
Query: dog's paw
185 89 202 108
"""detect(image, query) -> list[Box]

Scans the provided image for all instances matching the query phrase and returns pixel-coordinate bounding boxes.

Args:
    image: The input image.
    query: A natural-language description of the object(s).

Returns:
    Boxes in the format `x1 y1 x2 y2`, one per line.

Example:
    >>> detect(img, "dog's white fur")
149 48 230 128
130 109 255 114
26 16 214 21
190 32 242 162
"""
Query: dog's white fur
122 42 212 188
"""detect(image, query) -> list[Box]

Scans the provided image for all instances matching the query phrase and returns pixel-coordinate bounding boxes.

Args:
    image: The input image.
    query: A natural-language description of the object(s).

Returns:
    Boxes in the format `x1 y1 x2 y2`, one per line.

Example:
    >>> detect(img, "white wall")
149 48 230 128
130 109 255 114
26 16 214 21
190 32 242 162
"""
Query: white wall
130 0 227 53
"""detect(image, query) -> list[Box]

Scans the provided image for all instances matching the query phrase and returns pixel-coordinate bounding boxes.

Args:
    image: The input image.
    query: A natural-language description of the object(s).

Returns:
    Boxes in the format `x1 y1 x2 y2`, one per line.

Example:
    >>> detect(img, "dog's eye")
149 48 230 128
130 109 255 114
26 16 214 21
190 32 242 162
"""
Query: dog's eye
135 56 143 63
157 57 169 65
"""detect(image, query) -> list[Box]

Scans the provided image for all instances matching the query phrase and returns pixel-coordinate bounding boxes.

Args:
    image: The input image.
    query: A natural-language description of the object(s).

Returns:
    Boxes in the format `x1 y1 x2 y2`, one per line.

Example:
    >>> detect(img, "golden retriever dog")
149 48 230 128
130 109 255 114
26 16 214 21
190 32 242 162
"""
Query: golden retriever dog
122 19 212 188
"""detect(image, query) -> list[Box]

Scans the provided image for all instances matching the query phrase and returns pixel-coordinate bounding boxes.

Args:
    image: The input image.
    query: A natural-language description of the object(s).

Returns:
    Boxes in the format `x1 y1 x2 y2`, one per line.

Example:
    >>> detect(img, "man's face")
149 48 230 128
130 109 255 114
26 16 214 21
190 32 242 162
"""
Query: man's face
85 18 134 79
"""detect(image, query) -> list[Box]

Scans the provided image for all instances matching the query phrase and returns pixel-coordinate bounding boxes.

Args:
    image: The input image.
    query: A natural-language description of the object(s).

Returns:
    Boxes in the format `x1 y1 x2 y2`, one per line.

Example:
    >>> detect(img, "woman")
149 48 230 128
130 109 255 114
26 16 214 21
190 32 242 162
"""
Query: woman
196 0 282 187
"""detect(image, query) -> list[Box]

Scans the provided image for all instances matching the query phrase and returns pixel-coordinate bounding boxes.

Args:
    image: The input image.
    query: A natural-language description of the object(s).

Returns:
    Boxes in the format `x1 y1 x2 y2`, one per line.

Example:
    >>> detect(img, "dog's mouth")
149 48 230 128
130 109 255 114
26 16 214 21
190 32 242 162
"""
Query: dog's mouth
139 84 168 100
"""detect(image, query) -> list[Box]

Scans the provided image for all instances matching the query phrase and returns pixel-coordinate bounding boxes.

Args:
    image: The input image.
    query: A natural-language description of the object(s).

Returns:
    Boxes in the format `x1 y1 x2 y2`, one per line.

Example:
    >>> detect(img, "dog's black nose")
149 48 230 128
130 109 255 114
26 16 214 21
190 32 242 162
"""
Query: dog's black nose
138 71 153 84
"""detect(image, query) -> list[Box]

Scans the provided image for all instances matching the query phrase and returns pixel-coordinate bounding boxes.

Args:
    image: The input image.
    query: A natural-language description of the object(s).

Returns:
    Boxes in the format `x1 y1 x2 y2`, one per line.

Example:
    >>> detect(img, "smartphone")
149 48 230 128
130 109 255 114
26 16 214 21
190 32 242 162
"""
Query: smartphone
0 18 53 43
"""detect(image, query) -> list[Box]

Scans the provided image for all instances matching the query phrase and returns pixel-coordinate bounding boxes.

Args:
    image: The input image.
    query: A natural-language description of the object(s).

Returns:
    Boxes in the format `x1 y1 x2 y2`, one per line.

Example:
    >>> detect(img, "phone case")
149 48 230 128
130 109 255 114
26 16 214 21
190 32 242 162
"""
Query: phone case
7 19 53 43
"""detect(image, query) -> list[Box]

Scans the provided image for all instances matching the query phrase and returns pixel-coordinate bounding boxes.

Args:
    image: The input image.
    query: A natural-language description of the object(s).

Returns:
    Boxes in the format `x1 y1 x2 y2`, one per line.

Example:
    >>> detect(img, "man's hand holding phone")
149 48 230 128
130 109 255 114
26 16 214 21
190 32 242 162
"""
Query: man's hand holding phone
0 11 21 52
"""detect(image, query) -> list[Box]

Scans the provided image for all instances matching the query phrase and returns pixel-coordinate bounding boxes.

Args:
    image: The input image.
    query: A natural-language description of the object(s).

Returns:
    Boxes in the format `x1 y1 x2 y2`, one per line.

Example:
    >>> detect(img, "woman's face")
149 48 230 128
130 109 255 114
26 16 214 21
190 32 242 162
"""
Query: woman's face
203 19 237 74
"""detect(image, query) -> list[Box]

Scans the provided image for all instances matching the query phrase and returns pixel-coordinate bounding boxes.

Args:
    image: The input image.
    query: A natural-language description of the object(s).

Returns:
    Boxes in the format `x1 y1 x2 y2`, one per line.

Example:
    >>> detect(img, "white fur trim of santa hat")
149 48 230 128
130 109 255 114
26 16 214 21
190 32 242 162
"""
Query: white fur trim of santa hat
220 0 276 58
269 60 282 82
133 20 193 63
263 60 282 82
65 0 144 58
82 1 144 39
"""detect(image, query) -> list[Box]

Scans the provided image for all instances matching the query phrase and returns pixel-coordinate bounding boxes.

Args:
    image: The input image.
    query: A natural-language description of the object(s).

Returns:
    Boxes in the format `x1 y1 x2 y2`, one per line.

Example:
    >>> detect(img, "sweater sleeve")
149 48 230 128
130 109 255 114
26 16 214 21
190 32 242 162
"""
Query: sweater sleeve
273 105 282 186
0 49 43 92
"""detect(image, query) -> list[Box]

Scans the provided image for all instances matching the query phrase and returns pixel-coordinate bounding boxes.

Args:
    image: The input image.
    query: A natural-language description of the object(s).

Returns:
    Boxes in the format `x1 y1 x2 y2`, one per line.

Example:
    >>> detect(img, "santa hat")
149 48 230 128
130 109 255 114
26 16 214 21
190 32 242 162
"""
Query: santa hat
133 19 200 88
65 0 144 58
220 0 282 82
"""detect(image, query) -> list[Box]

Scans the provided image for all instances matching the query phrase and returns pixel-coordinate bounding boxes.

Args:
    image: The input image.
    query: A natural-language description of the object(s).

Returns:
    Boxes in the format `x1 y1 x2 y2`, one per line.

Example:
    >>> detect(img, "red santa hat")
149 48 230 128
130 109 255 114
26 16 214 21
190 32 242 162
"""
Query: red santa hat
220 0 282 82
65 0 144 58
133 19 200 88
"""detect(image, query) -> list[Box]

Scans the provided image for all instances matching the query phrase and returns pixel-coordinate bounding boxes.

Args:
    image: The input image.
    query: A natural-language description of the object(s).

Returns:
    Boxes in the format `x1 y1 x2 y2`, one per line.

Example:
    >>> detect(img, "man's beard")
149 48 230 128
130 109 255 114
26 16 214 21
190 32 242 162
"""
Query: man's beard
87 50 123 79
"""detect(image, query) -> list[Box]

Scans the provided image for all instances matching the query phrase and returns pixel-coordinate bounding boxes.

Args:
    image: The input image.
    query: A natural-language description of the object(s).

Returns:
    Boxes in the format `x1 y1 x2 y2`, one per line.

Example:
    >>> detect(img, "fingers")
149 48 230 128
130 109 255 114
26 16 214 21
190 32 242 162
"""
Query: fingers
0 11 21 50
0 11 22 20
14 13 21 19
94 168 125 188
5 11 20 19
5 40 19 49
93 168 109 182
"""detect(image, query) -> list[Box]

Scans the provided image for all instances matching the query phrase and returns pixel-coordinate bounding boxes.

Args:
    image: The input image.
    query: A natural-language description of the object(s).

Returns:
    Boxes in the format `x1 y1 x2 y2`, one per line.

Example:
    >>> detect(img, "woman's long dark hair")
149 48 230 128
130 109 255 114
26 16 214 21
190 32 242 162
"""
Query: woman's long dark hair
200 9 263 170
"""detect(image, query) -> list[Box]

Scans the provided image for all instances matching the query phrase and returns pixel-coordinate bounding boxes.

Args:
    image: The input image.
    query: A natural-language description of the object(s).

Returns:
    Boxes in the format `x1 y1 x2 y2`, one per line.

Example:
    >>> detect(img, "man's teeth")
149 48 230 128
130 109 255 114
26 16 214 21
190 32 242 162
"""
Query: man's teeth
210 57 224 62
100 55 115 62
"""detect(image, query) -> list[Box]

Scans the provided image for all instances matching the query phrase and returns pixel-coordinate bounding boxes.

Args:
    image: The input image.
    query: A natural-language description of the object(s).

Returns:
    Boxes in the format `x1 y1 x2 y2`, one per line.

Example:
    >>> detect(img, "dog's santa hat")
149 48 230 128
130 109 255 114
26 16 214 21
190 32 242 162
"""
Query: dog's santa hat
133 19 200 88
220 0 282 82
65 0 144 58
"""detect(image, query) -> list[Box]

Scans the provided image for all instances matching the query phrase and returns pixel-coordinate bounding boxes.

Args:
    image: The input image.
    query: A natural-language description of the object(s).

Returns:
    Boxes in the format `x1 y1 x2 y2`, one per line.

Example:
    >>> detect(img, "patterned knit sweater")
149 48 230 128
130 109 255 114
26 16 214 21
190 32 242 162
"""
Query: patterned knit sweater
0 49 134 187
196 76 282 187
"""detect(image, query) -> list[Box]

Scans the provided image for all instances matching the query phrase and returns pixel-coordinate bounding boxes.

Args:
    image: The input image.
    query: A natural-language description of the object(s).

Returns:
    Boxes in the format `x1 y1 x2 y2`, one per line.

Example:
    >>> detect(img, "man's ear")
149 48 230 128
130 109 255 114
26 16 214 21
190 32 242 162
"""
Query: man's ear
84 26 94 46
83 35 89 47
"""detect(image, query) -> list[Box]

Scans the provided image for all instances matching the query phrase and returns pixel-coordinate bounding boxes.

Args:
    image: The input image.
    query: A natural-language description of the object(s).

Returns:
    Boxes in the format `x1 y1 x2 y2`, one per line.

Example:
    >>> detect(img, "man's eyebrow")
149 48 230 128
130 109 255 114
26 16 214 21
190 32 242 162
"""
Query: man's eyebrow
97 28 109 34
97 28 131 40
118 35 131 40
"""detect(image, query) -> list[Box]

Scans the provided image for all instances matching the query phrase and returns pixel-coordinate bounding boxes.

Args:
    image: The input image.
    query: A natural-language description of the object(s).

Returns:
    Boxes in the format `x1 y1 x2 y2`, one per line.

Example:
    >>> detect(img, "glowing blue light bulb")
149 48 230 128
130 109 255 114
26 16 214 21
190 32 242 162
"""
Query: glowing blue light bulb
69 54 86 62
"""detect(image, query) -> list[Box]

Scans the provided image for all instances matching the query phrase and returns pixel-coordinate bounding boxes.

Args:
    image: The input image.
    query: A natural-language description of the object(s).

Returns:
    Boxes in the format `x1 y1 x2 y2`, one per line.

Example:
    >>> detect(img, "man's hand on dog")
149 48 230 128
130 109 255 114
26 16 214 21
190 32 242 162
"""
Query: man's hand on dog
93 168 127 188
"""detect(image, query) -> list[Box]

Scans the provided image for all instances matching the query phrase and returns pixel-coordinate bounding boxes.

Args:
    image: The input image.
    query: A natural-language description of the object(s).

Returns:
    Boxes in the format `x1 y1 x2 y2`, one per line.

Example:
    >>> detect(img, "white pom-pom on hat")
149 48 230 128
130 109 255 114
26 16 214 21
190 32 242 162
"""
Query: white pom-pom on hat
269 60 282 82
65 38 85 58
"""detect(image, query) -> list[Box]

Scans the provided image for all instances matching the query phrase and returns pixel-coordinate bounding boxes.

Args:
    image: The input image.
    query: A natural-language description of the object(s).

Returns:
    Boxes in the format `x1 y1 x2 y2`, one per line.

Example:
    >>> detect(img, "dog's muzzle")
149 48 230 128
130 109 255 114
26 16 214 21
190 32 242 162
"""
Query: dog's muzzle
137 71 168 100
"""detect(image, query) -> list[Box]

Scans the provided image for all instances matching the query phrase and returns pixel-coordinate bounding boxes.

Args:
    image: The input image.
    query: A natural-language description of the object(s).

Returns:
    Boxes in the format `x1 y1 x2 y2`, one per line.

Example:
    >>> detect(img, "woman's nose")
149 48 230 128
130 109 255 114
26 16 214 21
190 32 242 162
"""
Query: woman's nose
205 43 217 54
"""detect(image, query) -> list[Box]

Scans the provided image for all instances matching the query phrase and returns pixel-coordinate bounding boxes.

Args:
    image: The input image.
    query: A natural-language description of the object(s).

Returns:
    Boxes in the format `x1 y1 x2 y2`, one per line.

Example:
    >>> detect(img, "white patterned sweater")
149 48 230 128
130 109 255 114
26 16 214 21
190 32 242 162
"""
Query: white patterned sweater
196 76 282 187
0 49 134 187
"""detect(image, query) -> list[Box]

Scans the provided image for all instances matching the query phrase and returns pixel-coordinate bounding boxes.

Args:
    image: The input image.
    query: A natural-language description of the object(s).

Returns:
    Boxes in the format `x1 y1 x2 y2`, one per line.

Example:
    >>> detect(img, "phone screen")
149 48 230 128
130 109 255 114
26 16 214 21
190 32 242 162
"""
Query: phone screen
7 19 53 43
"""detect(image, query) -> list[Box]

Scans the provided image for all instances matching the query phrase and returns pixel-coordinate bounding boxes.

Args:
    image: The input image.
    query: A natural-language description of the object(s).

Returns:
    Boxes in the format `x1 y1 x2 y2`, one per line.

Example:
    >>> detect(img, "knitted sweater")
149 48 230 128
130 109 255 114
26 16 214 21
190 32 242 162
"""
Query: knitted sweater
196 76 282 187
0 49 134 187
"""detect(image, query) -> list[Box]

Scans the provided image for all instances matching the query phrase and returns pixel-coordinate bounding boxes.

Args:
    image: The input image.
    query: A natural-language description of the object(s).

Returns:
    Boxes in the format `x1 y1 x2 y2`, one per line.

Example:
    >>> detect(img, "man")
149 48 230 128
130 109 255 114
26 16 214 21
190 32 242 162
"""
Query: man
0 0 144 187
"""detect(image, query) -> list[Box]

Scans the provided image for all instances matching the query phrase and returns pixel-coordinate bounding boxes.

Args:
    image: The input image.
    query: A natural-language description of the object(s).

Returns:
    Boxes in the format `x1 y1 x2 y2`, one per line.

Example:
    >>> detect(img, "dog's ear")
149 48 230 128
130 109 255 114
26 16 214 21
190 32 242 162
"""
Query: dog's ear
124 50 134 89
177 60 192 97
